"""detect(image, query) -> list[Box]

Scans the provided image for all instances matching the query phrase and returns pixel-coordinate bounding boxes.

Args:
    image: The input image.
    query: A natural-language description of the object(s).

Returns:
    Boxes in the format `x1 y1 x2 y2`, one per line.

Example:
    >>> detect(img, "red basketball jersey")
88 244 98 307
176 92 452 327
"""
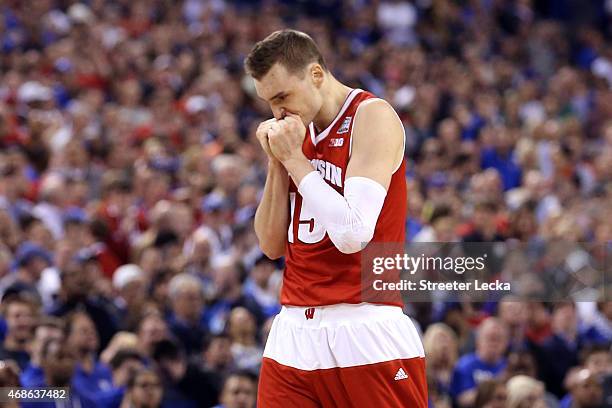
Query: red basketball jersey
281 88 407 307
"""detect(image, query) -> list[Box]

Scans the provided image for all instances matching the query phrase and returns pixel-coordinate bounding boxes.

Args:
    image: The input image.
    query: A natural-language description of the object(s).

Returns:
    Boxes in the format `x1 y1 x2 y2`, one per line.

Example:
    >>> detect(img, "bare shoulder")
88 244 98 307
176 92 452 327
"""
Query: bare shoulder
346 97 404 185
353 98 403 144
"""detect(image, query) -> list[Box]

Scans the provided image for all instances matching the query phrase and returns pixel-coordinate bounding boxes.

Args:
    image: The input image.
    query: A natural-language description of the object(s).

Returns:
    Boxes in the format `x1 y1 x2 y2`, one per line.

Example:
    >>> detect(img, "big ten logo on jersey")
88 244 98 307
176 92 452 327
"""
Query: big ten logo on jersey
329 137 344 147
310 159 342 188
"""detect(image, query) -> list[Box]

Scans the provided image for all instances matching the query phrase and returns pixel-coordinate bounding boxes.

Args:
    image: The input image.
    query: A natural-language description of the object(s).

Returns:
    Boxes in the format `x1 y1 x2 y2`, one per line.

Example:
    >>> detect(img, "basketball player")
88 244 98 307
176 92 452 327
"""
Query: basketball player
245 29 427 407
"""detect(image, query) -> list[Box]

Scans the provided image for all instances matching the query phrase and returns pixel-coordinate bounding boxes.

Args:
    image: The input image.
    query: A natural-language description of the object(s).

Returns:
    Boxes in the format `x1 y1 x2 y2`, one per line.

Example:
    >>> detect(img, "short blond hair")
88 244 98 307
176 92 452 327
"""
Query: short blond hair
506 375 544 408
244 29 327 79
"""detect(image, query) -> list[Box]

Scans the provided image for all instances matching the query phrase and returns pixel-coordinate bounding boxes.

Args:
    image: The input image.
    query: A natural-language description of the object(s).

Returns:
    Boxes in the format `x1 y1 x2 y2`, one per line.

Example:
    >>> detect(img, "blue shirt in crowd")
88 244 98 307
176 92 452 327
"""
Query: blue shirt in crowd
449 353 507 399
72 361 113 397
20 363 45 388
480 147 522 190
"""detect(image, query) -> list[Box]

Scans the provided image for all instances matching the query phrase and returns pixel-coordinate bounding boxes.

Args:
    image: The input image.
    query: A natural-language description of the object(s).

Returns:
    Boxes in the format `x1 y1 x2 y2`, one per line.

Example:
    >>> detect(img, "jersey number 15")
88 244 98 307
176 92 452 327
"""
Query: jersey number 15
288 192 326 244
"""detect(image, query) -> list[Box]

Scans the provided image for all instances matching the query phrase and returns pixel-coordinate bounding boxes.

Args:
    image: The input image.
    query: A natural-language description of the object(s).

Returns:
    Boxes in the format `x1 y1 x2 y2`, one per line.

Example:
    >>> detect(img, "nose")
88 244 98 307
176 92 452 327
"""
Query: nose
274 108 287 120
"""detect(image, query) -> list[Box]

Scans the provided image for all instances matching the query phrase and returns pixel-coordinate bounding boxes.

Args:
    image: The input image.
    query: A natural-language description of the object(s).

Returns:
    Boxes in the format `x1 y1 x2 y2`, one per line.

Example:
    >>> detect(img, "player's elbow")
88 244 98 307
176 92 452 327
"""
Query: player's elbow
254 226 286 259
328 227 375 254
258 240 285 260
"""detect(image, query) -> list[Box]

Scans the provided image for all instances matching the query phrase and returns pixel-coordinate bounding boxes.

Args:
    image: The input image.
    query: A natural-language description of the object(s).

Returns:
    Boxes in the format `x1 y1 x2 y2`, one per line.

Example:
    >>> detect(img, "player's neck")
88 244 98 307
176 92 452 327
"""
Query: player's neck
312 78 353 133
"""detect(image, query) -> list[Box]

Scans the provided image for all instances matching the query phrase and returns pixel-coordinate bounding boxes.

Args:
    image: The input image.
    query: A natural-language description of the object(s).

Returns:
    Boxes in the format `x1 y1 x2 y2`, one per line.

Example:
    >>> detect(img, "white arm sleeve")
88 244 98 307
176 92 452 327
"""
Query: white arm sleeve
297 171 387 254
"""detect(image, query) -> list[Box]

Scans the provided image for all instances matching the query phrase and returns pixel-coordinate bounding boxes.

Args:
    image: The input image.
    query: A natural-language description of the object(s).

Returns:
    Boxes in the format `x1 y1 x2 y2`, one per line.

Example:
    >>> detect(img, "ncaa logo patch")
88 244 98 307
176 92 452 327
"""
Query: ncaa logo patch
337 116 352 134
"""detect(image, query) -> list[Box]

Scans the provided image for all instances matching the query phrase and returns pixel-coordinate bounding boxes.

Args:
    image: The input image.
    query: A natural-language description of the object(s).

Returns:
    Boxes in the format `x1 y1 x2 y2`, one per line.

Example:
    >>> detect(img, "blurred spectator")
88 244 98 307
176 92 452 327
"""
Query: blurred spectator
0 360 21 408
461 200 505 242
95 348 146 408
166 273 208 356
65 311 113 396
423 322 458 405
0 170 28 248
100 331 139 365
213 370 258 408
474 379 507 408
227 307 262 374
0 241 51 302
152 339 220 408
137 312 170 359
112 264 147 331
202 333 235 375
438 302 476 355
505 350 560 407
109 349 145 387
0 246 12 282
49 259 118 349
579 300 612 342
0 294 38 370
504 350 539 380
497 297 529 351
561 368 604 408
534 302 609 397
450 318 509 407
525 302 553 345
506 201 539 242
506 375 548 408
413 204 459 243
20 316 64 387
28 337 98 408
581 344 612 380
480 127 522 191
203 255 264 335
94 174 134 268
183 228 214 284
242 254 281 319
580 344 612 407
120 368 164 408
32 173 68 240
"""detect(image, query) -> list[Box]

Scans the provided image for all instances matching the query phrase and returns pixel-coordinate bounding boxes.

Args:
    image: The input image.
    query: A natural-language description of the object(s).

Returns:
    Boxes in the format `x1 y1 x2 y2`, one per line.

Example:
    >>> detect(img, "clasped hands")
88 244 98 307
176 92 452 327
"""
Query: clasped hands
255 113 307 167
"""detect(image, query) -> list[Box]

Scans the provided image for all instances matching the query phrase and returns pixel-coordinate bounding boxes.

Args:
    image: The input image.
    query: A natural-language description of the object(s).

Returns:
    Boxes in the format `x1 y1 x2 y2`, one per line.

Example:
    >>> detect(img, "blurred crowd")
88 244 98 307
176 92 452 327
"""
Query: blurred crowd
0 0 611 407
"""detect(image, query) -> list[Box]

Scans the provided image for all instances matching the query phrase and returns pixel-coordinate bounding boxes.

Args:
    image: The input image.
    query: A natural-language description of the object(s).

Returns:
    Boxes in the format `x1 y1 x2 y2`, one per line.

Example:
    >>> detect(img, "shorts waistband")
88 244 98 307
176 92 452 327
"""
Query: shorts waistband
279 303 404 327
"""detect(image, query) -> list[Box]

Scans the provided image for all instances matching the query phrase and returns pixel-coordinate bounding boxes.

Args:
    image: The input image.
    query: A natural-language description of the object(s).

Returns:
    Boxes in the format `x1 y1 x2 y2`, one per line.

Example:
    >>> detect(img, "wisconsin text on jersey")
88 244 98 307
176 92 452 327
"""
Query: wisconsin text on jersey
310 159 343 188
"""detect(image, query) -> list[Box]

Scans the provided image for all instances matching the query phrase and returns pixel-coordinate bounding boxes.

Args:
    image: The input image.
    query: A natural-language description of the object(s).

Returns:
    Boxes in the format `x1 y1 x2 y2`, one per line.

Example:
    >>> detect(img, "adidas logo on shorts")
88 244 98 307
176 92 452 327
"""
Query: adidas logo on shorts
394 368 408 381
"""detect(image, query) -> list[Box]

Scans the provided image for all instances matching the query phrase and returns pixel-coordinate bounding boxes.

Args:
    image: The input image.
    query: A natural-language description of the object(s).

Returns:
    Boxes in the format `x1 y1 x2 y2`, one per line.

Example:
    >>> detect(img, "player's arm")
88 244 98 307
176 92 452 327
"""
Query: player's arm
254 119 290 259
270 101 403 254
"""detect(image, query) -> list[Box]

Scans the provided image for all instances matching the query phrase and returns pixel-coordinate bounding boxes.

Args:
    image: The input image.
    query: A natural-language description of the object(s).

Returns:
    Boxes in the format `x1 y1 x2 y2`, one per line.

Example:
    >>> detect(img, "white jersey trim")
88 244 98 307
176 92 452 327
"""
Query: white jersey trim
312 88 363 146
391 102 406 174
263 303 425 371
309 122 316 146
